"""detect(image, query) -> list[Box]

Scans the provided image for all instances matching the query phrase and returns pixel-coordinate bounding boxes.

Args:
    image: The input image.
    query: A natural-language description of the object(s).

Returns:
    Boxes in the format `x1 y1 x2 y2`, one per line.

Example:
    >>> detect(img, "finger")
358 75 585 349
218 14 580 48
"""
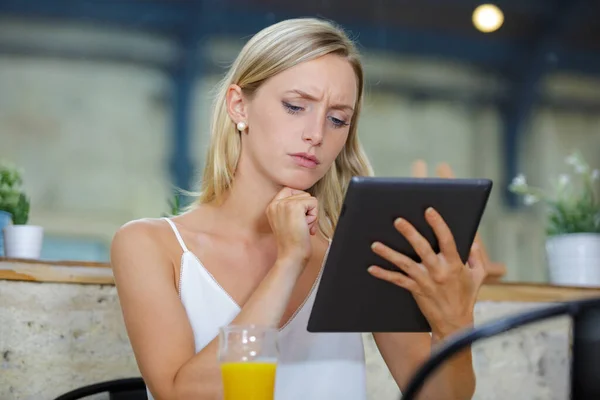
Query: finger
305 214 317 224
272 187 296 201
467 233 506 280
411 159 428 178
435 162 456 179
308 217 315 233
273 187 308 201
424 207 460 264
280 194 316 212
306 211 318 230
472 232 490 263
467 242 487 286
434 163 488 259
485 262 507 281
393 218 439 267
302 197 318 218
371 241 426 282
367 265 418 292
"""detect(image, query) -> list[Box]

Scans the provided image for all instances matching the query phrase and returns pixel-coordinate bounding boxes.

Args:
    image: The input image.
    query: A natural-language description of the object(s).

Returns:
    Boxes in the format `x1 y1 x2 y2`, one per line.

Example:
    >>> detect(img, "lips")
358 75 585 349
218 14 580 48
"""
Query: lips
290 152 320 169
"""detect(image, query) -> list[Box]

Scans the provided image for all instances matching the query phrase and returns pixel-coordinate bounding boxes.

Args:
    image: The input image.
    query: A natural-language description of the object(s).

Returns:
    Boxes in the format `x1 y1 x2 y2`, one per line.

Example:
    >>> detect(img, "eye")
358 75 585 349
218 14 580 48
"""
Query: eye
328 116 349 128
283 102 303 114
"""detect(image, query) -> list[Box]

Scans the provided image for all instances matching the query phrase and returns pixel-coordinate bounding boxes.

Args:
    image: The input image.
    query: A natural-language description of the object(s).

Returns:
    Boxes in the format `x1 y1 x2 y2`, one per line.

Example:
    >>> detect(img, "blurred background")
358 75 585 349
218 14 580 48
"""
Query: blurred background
0 0 598 283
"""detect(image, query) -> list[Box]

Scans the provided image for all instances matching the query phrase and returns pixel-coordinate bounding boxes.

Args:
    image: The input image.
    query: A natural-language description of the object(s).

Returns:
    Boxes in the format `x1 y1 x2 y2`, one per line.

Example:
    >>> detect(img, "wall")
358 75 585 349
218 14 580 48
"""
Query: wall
0 18 599 279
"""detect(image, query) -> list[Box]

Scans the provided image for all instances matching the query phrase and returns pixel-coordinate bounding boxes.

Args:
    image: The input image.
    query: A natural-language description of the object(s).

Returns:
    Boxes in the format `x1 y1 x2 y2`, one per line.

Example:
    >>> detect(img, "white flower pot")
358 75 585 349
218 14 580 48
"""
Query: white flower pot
2 225 44 259
545 233 600 287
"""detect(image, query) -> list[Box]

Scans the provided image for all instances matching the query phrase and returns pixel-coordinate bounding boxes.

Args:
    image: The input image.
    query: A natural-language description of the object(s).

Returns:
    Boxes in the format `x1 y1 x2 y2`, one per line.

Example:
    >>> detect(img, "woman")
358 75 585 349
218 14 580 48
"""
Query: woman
111 17 489 400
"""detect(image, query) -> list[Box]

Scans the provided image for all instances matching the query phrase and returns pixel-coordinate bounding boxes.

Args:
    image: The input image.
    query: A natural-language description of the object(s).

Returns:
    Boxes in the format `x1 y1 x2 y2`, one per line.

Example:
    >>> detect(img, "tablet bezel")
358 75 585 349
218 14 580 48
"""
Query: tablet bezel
307 176 493 333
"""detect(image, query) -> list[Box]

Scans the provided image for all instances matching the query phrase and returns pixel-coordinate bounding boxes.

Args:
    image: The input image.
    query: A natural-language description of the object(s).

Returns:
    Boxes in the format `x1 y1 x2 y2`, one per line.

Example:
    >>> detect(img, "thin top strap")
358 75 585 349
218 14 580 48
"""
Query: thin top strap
163 218 189 253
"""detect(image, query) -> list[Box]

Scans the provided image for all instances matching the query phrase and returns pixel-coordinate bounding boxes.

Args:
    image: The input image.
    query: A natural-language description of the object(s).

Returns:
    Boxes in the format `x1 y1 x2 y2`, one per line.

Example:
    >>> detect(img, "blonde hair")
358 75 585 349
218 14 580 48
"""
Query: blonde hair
197 17 373 239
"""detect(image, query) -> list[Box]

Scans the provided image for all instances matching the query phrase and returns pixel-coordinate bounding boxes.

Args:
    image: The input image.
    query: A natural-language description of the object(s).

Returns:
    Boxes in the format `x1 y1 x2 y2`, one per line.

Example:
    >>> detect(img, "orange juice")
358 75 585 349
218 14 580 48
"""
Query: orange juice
220 361 277 400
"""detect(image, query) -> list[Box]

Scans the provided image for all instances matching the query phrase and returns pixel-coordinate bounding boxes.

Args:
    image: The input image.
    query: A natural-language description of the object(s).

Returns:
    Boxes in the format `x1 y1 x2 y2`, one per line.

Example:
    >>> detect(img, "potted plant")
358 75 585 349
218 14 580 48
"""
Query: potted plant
0 161 21 256
509 151 600 287
0 161 44 259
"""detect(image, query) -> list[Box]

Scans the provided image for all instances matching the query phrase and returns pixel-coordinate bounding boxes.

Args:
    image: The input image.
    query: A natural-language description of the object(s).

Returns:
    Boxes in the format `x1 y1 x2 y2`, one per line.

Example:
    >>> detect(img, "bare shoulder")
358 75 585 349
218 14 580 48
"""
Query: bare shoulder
112 217 167 247
111 218 172 261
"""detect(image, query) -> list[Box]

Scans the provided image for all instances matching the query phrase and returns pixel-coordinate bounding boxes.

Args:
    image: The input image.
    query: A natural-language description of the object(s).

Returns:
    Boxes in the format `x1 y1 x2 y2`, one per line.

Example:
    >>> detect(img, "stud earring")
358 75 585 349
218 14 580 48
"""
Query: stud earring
237 121 247 132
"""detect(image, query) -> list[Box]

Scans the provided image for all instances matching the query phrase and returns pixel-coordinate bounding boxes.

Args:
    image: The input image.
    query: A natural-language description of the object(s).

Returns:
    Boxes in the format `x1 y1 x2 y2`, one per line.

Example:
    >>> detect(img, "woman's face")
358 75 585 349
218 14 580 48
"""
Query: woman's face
227 53 358 190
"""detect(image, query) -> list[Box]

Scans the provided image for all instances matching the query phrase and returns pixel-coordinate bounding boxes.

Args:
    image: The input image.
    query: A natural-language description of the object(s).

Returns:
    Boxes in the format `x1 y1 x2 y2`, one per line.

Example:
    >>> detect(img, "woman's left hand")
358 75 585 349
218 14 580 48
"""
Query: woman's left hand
367 207 487 339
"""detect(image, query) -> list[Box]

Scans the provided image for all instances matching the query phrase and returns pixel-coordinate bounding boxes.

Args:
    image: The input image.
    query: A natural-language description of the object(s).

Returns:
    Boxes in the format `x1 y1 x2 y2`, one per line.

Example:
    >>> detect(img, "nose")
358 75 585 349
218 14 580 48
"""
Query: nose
301 113 325 146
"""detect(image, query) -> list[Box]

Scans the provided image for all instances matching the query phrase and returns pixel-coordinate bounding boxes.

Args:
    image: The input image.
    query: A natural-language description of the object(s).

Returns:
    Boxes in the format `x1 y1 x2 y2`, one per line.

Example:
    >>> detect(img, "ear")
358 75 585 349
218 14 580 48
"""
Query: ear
225 84 248 126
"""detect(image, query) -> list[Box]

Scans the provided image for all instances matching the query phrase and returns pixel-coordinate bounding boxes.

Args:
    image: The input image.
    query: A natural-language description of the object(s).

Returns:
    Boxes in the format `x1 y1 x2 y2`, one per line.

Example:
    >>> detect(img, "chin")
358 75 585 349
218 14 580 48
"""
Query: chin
277 171 323 192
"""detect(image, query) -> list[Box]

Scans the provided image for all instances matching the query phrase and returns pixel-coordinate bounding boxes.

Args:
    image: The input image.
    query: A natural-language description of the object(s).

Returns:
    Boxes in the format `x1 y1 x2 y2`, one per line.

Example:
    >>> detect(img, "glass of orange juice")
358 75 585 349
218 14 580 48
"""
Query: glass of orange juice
218 324 279 400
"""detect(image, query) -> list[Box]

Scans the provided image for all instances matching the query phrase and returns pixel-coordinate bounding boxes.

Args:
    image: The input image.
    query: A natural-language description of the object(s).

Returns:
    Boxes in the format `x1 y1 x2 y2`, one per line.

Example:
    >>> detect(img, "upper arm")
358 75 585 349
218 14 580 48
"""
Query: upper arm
111 220 195 399
372 332 433 392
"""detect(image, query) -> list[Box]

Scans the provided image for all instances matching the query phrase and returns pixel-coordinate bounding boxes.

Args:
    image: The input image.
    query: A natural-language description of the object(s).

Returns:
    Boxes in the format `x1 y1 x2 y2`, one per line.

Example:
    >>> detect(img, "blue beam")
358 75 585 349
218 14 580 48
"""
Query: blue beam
169 37 198 193
170 66 195 193
198 7 600 77
424 0 558 18
167 1 208 196
555 49 600 77
2 1 600 77
501 104 524 209
200 8 521 69
0 0 192 32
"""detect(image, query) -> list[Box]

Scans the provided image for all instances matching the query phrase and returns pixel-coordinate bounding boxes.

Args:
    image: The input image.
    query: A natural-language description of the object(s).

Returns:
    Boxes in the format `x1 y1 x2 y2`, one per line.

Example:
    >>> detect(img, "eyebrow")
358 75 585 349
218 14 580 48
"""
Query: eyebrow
286 89 354 112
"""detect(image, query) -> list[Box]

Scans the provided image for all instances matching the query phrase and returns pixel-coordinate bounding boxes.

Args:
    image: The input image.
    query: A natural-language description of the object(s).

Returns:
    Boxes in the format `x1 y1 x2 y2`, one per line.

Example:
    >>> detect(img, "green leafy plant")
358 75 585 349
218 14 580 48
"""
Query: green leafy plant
163 192 185 217
10 193 30 225
509 151 599 236
0 161 30 225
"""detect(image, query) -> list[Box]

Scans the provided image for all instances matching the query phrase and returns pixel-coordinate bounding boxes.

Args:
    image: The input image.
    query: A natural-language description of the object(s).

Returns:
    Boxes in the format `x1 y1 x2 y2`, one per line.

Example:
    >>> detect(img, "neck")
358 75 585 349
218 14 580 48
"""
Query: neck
217 158 282 238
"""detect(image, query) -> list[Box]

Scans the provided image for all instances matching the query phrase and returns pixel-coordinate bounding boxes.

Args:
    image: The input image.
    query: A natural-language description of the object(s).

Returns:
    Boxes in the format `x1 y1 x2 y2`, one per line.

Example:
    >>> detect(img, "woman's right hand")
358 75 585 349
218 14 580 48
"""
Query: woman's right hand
266 187 319 265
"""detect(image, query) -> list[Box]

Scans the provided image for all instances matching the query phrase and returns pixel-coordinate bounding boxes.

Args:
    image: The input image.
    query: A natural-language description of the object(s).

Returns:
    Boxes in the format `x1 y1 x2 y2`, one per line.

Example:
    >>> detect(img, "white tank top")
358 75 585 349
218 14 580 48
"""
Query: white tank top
146 218 367 400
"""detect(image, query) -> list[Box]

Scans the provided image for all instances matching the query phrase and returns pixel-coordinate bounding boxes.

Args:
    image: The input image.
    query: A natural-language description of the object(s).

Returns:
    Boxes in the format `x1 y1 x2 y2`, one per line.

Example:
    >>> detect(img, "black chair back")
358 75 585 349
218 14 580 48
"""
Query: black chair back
53 377 147 400
401 296 600 400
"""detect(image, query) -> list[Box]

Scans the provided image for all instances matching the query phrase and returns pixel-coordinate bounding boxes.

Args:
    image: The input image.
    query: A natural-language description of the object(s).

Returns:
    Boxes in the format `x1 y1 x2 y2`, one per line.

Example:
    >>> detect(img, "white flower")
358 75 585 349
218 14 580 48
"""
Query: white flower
592 169 599 181
511 174 527 189
566 152 588 174
523 194 539 205
558 174 570 187
565 153 578 166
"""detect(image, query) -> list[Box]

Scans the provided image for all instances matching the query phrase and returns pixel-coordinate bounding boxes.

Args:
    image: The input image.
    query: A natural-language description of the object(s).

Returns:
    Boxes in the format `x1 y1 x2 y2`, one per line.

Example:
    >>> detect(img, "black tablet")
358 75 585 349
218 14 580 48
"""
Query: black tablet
307 176 493 333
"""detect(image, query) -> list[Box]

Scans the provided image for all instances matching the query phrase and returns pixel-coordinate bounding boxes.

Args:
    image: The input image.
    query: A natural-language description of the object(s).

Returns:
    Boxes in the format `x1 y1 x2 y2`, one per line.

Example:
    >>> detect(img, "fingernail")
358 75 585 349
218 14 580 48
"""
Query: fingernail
367 266 377 273
426 207 434 215
394 217 404 225
371 242 379 250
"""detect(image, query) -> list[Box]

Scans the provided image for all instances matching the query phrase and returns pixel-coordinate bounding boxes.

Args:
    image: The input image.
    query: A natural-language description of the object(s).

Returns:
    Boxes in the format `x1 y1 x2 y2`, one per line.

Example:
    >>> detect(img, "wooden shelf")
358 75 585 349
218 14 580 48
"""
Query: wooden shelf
2 258 600 302
478 281 600 302
0 257 113 285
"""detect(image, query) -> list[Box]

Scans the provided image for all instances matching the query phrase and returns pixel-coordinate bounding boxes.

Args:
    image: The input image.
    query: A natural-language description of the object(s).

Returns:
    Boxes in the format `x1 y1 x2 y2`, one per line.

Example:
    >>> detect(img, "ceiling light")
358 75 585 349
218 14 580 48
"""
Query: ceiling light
472 4 504 33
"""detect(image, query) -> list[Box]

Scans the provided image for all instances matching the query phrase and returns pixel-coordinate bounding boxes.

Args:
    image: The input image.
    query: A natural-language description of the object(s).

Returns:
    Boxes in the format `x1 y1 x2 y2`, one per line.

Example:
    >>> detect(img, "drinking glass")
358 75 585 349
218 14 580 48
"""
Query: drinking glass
218 325 279 400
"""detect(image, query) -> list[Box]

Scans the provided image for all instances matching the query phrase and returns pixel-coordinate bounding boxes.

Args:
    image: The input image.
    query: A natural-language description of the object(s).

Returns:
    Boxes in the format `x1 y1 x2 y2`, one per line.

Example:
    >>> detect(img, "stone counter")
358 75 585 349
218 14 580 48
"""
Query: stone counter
0 282 137 400
366 302 572 399
1 259 599 400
